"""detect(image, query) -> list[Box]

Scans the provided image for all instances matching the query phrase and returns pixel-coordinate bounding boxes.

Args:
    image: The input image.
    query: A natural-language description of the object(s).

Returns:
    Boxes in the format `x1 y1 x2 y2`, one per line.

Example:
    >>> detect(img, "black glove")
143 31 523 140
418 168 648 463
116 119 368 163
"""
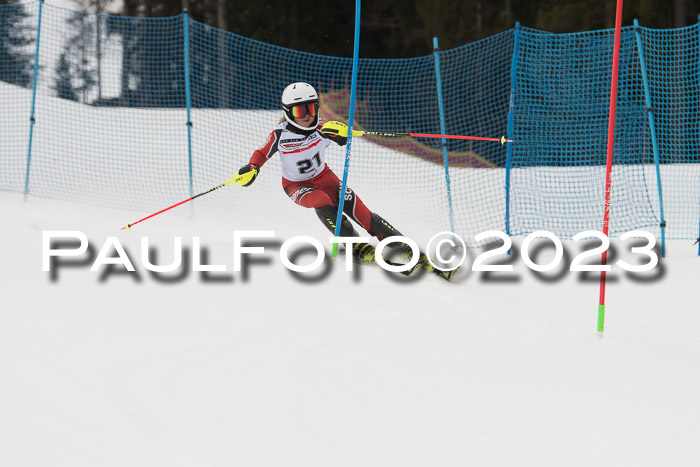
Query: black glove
326 133 347 146
237 163 259 187
320 123 348 146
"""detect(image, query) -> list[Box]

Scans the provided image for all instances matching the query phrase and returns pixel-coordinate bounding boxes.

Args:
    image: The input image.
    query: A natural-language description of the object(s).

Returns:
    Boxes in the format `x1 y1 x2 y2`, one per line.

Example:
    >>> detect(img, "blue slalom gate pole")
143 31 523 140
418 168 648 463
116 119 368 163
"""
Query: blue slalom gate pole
332 0 361 257
23 0 44 201
432 37 455 235
633 19 666 257
183 8 194 199
505 22 520 248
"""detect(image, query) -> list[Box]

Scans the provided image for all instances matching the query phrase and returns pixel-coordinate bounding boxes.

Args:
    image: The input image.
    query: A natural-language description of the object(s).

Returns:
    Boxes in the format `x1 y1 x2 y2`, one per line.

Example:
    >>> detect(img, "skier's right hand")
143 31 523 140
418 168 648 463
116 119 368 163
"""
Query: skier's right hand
236 163 259 187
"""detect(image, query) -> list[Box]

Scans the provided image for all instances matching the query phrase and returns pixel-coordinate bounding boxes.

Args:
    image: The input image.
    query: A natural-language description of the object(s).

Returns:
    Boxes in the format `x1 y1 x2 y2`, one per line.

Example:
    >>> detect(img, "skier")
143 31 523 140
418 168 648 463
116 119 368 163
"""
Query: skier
237 82 454 280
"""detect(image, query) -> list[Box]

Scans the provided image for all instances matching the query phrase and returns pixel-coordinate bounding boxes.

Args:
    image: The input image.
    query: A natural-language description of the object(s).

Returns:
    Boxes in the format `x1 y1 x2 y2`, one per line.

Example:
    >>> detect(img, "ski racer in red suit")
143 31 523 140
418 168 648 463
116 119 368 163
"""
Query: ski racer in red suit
236 82 403 263
236 82 456 280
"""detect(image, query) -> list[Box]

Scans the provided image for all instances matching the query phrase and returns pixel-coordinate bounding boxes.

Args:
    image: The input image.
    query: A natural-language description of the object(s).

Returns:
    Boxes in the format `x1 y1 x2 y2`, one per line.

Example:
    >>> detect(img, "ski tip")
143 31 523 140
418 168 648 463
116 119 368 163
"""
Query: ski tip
121 224 131 231
429 266 460 282
441 271 459 282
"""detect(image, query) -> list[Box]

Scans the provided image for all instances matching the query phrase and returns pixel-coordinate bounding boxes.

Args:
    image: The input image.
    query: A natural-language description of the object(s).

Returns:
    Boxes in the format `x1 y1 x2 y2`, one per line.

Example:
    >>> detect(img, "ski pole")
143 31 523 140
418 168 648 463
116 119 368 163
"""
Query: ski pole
121 169 257 230
320 121 513 145
355 130 512 145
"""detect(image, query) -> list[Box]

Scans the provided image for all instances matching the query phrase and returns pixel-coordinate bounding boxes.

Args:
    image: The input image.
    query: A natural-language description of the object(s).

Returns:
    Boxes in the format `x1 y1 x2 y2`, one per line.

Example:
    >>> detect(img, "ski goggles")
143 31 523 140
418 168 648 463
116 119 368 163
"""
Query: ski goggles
290 101 319 119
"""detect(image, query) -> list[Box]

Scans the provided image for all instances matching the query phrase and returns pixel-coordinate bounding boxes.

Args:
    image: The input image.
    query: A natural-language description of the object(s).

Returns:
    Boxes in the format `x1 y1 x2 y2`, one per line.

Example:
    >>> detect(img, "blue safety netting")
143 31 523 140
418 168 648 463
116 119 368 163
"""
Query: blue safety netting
511 24 699 241
0 1 698 245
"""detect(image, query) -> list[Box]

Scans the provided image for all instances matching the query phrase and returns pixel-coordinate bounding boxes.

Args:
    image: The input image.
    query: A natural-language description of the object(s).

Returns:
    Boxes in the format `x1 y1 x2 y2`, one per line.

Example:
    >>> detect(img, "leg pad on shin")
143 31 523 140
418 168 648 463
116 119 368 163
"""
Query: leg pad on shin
370 213 416 262
315 206 358 237
369 212 403 240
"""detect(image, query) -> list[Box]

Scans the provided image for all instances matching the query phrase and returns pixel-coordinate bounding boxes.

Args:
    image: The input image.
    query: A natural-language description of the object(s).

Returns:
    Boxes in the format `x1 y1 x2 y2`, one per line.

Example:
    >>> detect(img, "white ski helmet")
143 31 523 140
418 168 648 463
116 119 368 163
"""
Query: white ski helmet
282 82 319 131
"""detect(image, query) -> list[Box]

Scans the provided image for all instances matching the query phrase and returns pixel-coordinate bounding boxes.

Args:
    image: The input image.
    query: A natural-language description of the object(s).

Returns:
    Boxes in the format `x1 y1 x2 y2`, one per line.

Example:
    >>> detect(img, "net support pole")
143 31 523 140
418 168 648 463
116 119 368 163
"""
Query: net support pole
432 37 455 235
183 8 194 199
332 0 361 257
633 19 666 258
505 22 520 242
23 0 44 201
598 0 624 335
697 15 700 256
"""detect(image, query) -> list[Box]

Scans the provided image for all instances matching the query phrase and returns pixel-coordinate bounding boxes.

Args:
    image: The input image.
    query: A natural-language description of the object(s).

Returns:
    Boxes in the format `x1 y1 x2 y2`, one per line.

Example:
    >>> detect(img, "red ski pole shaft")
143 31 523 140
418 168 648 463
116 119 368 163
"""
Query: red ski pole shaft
356 130 512 144
410 132 512 144
121 183 223 230
121 170 257 230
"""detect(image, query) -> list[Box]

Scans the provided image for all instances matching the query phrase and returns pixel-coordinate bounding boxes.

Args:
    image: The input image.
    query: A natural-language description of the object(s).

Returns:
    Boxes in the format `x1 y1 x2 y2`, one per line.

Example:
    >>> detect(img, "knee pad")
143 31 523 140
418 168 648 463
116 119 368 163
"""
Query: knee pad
288 186 333 209
315 206 358 237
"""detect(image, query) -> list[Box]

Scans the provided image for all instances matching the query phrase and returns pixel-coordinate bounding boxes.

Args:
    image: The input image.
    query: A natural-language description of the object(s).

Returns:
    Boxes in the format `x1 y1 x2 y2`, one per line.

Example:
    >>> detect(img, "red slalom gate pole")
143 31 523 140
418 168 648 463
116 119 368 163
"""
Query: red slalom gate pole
598 0 624 335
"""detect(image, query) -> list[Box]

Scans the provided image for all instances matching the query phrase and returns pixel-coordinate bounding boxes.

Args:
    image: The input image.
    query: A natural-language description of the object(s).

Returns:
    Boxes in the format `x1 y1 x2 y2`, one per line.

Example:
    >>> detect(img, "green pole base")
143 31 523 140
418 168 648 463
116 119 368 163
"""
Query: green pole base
331 242 339 258
597 304 606 333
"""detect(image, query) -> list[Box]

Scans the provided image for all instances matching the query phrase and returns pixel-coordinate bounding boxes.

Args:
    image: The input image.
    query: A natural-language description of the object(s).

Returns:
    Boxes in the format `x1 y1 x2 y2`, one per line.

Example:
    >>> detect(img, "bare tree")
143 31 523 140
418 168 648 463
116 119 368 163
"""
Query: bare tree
674 0 688 28
604 0 615 29
217 0 228 108
71 0 120 101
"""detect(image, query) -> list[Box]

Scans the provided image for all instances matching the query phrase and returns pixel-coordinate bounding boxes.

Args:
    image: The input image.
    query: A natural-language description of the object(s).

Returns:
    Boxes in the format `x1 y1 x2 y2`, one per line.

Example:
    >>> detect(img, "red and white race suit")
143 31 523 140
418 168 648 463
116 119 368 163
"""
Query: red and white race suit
248 120 378 238
249 120 331 182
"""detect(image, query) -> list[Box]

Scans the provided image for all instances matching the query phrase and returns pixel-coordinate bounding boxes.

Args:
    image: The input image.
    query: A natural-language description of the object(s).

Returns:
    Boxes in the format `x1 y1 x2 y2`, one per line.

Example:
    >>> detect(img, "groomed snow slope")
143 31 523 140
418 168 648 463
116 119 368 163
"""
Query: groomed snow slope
1 190 699 467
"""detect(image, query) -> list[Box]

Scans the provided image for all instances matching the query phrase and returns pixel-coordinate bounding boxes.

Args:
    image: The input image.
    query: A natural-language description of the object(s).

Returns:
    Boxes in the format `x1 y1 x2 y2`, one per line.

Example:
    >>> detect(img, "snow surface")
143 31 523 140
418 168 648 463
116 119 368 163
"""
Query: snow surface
1 189 699 467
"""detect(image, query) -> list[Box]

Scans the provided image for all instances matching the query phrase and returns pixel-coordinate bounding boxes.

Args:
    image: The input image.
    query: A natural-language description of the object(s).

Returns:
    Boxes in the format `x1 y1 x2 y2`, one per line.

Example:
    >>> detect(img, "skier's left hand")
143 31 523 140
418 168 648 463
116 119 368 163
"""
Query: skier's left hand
321 121 348 146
